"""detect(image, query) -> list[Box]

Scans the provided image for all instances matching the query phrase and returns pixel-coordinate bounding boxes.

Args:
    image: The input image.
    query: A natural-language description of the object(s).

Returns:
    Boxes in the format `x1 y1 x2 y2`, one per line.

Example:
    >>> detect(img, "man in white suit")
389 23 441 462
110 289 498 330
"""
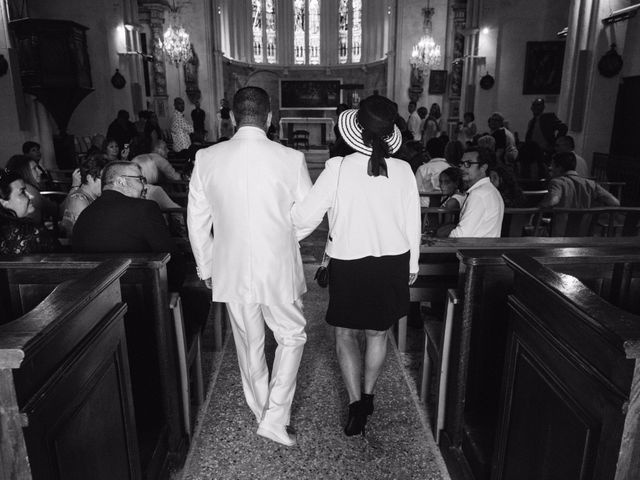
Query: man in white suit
187 87 312 446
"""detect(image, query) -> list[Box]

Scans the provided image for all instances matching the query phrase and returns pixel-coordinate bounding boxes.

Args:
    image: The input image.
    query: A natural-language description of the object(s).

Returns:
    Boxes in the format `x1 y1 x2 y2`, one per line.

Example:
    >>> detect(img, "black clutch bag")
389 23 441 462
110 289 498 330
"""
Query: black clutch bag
315 263 329 288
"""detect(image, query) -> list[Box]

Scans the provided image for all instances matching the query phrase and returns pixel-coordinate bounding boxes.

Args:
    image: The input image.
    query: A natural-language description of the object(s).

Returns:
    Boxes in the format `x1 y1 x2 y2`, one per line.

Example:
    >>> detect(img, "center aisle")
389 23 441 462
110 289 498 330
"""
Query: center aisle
180 265 449 480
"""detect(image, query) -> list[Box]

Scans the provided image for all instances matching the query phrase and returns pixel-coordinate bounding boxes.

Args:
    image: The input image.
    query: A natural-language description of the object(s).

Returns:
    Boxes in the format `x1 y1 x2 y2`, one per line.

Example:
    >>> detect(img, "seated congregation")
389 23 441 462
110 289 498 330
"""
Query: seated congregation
1 89 639 480
0 84 640 479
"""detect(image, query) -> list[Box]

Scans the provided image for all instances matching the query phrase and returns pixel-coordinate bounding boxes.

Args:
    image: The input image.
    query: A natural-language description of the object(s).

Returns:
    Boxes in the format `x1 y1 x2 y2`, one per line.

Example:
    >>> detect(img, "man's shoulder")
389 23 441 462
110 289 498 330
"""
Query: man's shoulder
470 178 500 197
549 175 577 188
251 138 306 164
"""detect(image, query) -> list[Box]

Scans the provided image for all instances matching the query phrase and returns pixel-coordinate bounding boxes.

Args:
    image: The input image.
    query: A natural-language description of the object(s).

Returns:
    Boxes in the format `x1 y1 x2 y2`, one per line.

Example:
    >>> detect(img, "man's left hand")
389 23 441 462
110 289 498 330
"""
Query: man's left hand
204 278 212 289
409 273 418 285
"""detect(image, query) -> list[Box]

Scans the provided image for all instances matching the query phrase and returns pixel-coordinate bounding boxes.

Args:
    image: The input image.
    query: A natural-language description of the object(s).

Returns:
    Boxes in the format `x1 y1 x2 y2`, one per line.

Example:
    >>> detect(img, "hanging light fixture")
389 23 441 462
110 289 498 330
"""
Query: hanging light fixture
410 4 442 73
160 1 193 66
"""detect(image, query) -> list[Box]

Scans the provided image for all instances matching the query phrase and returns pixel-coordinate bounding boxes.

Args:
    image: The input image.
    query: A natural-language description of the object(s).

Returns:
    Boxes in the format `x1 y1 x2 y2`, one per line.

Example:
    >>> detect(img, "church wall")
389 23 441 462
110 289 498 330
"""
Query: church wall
393 0 449 122
558 0 637 166
27 0 143 147
622 14 640 77
473 0 570 142
162 0 217 141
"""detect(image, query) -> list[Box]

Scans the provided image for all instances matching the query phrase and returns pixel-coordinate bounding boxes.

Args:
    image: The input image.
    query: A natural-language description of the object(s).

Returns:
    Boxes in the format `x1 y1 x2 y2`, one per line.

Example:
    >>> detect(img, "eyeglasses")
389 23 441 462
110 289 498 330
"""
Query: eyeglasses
460 161 481 168
121 174 147 185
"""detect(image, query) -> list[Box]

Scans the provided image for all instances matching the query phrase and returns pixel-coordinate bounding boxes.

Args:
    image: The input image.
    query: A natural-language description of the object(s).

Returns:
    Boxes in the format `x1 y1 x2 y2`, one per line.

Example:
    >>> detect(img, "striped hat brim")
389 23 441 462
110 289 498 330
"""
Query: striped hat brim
338 109 402 156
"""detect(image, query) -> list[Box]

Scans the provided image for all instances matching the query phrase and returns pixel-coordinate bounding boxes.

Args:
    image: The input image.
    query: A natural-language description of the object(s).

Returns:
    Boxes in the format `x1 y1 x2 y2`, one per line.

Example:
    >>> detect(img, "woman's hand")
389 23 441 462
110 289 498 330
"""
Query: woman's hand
409 273 418 285
71 168 81 188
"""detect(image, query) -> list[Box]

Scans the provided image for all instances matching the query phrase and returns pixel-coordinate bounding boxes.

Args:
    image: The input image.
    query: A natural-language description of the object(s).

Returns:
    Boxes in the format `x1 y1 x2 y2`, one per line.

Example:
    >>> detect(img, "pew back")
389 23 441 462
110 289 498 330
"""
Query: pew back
439 246 640 480
0 260 140 480
493 255 640 480
421 206 640 237
0 253 187 478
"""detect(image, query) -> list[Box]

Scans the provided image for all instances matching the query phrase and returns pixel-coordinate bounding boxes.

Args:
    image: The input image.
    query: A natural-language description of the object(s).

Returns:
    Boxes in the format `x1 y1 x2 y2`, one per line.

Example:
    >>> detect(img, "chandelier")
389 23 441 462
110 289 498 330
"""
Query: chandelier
160 2 192 66
162 24 192 65
409 5 441 73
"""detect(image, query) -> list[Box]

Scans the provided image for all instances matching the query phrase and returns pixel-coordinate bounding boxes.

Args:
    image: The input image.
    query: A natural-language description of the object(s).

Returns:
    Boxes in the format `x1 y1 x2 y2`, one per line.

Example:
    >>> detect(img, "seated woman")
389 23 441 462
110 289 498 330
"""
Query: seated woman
435 167 467 237
0 170 59 254
60 153 108 237
22 141 53 187
6 154 59 225
103 137 130 162
489 164 526 207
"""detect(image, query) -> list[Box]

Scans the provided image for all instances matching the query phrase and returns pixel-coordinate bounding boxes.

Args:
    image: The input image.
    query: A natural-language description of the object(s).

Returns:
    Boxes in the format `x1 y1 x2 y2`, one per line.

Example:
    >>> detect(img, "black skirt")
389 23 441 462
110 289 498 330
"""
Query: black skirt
326 251 410 331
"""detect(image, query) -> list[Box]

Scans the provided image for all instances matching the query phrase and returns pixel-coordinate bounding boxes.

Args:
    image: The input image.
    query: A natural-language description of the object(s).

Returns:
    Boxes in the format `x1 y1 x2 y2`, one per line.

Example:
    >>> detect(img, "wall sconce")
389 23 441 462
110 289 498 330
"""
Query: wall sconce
118 23 143 56
124 24 138 52
118 23 153 61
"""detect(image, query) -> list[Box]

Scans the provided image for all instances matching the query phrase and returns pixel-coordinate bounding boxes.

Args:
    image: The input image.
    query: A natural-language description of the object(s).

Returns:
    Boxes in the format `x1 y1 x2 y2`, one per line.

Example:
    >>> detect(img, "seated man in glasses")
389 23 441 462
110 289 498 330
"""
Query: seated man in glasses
445 146 504 238
72 161 185 290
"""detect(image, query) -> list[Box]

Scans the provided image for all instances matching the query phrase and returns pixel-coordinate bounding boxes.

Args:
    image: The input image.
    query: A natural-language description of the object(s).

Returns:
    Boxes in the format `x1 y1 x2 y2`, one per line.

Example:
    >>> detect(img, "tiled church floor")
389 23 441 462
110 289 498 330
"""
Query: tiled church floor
175 265 449 480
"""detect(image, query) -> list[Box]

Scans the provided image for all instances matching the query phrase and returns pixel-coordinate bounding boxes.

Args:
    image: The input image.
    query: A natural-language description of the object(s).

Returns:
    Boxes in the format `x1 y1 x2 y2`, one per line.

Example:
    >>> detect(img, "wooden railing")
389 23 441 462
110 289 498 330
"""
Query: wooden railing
421 206 640 237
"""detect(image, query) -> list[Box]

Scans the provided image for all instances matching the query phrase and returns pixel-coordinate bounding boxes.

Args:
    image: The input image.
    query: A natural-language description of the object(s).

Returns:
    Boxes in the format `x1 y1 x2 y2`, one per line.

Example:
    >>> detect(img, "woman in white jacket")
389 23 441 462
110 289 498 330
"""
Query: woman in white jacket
292 96 421 437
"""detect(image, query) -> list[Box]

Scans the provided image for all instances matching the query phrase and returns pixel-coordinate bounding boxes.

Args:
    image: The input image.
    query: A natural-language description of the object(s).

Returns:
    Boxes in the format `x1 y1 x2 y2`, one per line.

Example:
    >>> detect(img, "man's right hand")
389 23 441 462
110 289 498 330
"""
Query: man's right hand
204 278 212 289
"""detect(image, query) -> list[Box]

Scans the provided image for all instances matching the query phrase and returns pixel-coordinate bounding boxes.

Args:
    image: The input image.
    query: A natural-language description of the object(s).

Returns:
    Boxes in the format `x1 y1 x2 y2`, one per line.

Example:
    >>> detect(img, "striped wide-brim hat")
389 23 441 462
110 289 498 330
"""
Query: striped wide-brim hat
337 98 402 156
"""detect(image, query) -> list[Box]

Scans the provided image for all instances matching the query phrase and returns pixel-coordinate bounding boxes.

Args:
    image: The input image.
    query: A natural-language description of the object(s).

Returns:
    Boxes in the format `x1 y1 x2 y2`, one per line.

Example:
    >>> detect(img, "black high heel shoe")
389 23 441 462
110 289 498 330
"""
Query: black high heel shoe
361 393 374 416
344 400 367 436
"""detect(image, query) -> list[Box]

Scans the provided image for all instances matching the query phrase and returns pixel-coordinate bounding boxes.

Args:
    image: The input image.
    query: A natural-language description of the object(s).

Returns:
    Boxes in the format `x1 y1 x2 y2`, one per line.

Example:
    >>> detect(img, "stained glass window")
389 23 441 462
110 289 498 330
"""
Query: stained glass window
294 0 305 64
265 0 276 63
352 0 361 62
293 0 321 65
338 0 349 64
308 0 320 64
252 0 263 63
338 0 361 64
253 0 277 64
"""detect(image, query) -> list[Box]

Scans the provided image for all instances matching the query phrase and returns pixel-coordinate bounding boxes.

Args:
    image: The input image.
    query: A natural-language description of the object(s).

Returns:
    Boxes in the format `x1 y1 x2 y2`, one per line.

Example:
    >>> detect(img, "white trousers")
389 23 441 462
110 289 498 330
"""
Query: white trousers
226 299 307 427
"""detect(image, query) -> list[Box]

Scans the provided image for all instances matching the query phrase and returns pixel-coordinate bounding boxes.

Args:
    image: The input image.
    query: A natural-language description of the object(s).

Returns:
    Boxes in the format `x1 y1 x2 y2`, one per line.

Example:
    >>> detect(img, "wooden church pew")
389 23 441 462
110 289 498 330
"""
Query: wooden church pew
0 259 138 479
437 245 640 480
400 236 640 353
495 254 640 479
0 253 192 478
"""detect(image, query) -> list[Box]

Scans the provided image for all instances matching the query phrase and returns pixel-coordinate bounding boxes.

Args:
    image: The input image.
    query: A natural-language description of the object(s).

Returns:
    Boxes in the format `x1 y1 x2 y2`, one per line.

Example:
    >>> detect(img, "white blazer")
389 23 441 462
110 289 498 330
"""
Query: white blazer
188 126 312 305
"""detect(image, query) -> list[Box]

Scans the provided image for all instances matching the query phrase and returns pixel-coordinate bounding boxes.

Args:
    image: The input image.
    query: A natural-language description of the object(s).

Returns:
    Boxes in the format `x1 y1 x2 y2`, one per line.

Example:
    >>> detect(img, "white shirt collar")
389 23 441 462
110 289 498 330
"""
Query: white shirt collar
235 125 267 137
467 176 491 193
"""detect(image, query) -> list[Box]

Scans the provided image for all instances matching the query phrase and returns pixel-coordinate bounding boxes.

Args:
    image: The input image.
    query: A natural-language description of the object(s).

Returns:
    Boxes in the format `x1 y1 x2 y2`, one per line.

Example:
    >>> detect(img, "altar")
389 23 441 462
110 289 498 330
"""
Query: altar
279 117 335 146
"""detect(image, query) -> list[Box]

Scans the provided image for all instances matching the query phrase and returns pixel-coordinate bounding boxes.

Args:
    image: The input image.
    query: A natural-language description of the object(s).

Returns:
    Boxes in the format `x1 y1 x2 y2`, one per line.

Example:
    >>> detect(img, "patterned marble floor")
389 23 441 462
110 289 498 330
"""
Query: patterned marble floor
175 265 449 480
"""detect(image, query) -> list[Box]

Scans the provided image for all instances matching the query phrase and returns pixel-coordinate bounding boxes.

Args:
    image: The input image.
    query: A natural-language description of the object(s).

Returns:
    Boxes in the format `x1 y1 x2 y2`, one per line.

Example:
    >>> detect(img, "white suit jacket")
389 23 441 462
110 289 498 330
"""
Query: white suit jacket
187 126 312 305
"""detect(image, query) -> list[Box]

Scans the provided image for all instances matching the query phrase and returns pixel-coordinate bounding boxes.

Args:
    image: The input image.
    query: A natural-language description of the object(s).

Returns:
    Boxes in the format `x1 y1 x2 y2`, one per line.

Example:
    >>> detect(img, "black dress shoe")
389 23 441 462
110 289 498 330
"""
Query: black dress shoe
344 400 367 436
361 393 374 416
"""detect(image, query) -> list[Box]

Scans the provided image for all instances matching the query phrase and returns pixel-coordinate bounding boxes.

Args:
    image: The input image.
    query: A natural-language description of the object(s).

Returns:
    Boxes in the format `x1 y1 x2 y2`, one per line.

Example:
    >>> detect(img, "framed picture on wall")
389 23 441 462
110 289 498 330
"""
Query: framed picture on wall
428 70 448 94
279 79 342 110
523 41 566 94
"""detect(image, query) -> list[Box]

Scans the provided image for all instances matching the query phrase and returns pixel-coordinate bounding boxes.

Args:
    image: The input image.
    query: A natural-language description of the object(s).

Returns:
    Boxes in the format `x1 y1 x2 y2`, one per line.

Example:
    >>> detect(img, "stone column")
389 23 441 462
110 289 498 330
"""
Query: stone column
139 3 169 120
448 3 466 124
